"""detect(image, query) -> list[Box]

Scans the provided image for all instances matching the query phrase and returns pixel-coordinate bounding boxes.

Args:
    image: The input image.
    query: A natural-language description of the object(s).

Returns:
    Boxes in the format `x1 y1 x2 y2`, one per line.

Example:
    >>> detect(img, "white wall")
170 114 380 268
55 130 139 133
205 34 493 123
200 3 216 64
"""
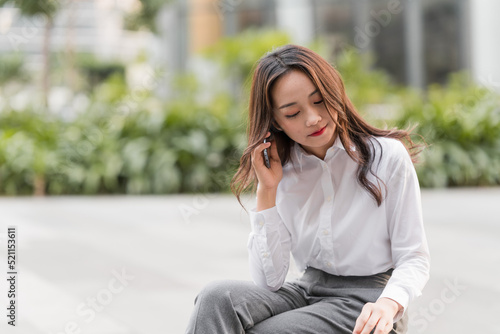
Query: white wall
275 0 314 46
470 0 500 91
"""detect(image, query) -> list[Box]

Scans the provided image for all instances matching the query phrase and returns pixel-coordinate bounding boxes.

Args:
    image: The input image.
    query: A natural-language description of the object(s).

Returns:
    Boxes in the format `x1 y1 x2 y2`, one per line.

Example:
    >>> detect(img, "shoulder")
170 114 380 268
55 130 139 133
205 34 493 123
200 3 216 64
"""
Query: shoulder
367 136 413 180
368 136 409 161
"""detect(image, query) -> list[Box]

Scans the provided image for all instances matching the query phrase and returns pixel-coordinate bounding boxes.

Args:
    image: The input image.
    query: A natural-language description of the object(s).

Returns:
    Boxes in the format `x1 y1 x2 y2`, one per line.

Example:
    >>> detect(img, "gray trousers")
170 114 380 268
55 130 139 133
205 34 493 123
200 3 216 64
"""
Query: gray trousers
185 267 408 334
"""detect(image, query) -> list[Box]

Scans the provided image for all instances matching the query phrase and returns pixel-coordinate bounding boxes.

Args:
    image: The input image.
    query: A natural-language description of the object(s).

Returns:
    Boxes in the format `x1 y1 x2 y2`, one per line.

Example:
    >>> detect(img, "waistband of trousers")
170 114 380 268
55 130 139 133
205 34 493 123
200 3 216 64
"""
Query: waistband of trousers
297 266 394 289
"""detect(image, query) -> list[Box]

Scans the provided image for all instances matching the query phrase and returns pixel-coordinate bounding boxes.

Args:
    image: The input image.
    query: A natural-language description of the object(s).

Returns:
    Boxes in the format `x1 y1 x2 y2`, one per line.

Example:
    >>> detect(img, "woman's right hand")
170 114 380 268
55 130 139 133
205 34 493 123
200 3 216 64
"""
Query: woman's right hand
251 132 283 192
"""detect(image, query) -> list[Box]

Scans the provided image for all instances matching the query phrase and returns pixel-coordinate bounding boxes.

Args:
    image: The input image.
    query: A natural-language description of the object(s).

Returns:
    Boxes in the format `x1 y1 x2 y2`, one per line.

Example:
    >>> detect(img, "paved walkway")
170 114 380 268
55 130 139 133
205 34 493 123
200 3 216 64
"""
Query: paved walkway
0 188 499 334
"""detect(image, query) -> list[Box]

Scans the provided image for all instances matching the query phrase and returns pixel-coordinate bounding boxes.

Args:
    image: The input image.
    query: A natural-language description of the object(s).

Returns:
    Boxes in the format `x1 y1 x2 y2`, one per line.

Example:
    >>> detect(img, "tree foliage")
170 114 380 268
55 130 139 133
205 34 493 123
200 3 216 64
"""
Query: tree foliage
124 0 170 33
0 0 58 18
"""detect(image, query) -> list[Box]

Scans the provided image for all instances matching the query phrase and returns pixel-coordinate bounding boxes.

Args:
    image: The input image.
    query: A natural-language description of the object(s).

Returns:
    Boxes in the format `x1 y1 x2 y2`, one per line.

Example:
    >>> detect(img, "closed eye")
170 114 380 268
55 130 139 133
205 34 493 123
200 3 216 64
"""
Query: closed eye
314 100 324 105
285 111 300 119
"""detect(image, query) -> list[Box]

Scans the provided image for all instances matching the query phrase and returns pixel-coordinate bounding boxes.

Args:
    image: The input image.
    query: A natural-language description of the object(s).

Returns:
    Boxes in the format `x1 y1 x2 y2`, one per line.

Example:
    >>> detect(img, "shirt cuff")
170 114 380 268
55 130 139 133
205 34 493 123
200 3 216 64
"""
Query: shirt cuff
249 206 281 234
377 285 410 323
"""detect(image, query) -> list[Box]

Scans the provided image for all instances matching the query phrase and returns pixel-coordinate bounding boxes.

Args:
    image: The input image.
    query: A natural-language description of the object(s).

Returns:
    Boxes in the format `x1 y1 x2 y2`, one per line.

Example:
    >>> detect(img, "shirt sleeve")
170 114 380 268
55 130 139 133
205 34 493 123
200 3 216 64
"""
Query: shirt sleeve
247 204 292 291
377 144 431 322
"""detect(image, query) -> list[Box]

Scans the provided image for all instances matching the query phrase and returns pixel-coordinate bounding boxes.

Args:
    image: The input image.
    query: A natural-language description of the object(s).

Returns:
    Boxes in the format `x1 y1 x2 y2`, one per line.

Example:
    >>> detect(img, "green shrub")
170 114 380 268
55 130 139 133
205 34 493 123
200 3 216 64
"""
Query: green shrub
334 47 402 111
76 54 126 90
1 30 499 195
0 53 28 85
395 73 500 187
0 109 62 195
0 72 245 195
204 29 291 87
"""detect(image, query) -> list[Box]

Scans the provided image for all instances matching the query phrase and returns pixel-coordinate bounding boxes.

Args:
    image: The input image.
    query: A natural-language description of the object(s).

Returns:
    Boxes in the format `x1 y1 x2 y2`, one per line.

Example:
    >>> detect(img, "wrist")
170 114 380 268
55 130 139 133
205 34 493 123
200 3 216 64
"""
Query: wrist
256 186 277 211
378 297 402 316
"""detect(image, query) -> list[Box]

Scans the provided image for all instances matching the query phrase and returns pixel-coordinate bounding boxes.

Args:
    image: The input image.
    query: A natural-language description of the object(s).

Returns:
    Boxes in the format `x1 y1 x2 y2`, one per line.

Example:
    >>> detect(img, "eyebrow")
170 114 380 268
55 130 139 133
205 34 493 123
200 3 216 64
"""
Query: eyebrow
277 89 319 110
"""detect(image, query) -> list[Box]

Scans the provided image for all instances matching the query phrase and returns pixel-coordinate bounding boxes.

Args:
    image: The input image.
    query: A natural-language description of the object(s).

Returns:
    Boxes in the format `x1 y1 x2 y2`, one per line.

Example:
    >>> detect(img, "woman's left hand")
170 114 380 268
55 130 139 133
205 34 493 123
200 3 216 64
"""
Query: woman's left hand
353 298 402 334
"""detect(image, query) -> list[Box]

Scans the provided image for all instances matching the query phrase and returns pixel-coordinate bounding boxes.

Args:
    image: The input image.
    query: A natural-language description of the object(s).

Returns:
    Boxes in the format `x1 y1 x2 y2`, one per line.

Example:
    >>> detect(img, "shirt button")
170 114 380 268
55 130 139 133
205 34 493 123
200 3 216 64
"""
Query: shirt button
263 252 269 258
323 229 329 235
326 196 332 202
258 220 264 226
326 261 332 268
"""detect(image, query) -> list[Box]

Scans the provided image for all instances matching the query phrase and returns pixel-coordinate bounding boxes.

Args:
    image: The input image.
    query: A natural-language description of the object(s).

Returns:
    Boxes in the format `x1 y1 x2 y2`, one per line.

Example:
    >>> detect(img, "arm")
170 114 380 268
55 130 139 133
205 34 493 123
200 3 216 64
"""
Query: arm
379 146 430 320
354 142 430 334
247 133 291 290
248 191 292 291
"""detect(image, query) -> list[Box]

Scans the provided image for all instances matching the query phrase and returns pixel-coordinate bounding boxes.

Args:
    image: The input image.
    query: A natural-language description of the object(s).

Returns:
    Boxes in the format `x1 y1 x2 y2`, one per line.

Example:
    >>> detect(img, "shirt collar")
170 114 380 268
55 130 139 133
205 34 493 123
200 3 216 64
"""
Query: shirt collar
291 135 355 171
293 134 348 157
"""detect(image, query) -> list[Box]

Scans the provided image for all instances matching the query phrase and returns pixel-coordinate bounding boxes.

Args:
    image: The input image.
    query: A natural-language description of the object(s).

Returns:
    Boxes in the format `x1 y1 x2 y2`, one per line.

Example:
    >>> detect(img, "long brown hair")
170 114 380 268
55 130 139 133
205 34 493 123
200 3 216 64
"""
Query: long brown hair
231 44 421 207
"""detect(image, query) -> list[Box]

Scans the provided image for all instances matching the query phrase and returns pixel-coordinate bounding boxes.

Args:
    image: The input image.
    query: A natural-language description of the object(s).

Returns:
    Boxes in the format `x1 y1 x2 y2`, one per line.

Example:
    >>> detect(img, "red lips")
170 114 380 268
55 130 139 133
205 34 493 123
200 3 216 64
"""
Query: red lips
309 125 327 137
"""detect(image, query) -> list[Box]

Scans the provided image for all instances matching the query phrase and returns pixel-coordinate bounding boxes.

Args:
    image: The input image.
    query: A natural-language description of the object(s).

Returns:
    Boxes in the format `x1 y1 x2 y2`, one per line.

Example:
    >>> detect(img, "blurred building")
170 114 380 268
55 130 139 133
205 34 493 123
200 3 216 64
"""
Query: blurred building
163 0 500 91
1 0 499 91
0 0 155 69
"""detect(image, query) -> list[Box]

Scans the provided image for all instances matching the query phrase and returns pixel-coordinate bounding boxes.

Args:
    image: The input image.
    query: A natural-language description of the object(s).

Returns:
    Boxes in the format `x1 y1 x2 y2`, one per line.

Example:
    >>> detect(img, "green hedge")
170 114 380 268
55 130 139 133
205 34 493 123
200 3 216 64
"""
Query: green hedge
1 30 499 195
76 54 127 90
0 53 28 85
0 92 245 195
395 74 500 187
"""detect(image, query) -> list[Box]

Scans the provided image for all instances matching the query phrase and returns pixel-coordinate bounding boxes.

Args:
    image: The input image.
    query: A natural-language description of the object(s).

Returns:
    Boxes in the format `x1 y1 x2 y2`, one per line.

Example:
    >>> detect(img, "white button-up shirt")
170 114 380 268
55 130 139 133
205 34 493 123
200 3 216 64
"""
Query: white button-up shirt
248 135 430 320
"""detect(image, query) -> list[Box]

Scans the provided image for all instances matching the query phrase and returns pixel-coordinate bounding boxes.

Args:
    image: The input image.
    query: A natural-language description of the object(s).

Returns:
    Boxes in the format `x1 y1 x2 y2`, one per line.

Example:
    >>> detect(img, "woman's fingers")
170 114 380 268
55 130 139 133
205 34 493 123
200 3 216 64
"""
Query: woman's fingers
251 132 272 164
251 132 283 189
251 140 271 168
353 305 372 334
353 300 396 334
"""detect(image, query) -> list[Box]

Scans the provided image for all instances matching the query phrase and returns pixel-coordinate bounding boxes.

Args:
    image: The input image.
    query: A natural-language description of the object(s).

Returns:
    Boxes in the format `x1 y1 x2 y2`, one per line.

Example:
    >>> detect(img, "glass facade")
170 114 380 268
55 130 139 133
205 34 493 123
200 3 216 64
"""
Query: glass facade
220 0 469 87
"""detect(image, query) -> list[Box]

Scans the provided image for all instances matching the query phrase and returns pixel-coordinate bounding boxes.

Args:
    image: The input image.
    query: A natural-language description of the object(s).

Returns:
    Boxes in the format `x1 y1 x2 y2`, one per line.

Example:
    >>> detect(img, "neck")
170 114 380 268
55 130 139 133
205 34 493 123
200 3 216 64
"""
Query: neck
299 133 337 160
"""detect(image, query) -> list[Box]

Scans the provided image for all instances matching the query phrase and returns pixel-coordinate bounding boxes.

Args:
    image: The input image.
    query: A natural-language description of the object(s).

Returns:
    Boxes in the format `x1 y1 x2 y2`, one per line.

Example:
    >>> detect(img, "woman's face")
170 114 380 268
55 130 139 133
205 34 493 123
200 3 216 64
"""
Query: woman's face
271 69 337 159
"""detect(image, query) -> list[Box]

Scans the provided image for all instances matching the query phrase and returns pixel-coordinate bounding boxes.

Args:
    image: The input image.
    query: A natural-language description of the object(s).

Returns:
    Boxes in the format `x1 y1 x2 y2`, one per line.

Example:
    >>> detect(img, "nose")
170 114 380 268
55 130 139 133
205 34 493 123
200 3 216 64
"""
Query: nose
305 108 322 127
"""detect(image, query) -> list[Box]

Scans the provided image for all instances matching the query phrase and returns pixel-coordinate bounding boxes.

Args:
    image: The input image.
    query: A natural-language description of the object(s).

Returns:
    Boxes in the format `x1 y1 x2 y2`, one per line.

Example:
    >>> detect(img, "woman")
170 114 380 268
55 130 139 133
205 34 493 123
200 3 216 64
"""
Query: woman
186 44 430 334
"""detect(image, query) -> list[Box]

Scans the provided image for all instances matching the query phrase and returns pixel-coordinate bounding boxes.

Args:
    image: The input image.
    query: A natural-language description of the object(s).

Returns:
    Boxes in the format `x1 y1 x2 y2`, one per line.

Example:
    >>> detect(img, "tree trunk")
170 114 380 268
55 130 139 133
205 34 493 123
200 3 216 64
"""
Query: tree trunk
66 0 76 91
34 174 46 196
42 15 54 108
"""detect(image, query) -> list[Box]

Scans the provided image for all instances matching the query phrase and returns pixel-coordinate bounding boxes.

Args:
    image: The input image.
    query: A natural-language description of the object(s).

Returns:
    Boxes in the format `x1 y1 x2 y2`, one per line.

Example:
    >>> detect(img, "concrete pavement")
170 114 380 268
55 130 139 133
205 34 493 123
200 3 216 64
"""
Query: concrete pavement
0 188 499 333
